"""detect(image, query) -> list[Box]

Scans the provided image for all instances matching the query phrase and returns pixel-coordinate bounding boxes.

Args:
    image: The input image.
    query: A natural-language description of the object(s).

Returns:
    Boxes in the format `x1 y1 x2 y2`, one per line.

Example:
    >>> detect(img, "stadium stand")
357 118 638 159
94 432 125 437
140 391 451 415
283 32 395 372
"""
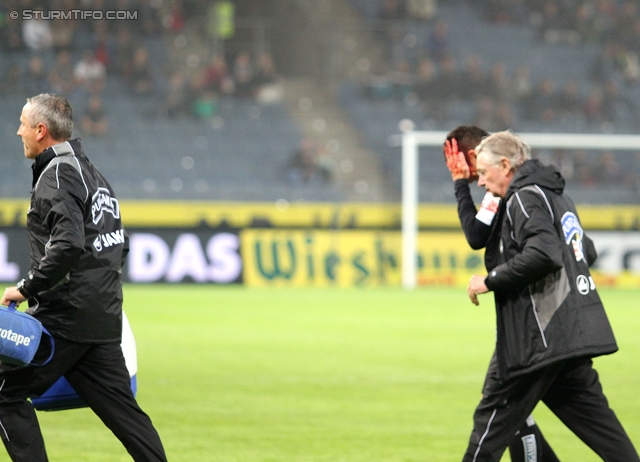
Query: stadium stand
0 0 345 202
338 0 640 203
1 0 639 203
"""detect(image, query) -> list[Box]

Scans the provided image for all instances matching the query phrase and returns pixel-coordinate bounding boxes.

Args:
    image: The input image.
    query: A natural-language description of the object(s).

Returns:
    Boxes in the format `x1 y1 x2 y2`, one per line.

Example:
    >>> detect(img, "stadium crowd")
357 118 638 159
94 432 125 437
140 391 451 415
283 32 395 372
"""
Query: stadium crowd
352 0 640 190
361 0 640 127
478 0 640 87
0 0 283 129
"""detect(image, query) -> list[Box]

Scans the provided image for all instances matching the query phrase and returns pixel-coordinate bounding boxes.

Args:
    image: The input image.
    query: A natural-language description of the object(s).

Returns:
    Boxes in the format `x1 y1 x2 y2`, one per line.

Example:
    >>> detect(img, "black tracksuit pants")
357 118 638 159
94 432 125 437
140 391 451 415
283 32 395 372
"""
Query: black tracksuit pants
0 336 166 461
463 357 639 462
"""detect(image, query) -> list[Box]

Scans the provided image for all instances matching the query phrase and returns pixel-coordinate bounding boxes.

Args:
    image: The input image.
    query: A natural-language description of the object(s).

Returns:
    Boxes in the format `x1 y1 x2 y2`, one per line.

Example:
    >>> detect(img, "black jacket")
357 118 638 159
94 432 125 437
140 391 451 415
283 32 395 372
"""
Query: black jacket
484 159 617 379
18 139 128 343
454 179 502 272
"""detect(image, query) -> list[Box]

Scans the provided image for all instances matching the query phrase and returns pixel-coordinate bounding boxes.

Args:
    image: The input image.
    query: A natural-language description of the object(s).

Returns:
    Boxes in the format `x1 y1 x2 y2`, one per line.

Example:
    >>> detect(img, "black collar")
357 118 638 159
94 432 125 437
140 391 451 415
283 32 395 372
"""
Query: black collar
31 138 84 189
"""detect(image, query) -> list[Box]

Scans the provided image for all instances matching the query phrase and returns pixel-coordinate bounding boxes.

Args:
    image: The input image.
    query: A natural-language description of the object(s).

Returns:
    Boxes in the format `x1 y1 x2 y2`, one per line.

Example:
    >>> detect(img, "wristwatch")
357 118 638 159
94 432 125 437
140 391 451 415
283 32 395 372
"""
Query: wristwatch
16 279 31 299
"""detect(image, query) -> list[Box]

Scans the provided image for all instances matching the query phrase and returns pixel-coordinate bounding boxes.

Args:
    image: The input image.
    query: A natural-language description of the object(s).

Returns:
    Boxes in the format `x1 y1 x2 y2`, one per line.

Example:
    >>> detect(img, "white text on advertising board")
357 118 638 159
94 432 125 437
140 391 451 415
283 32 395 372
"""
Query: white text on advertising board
128 232 241 283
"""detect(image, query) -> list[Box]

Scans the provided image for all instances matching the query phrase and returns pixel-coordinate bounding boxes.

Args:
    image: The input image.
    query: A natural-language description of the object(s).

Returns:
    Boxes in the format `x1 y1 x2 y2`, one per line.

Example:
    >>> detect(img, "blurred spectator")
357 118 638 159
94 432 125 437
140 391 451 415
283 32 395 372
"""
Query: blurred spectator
80 95 108 137
473 97 515 132
493 101 516 129
379 0 408 21
363 62 394 100
389 59 414 101
550 149 575 181
24 56 50 95
0 63 24 95
513 65 534 104
556 79 583 121
538 1 578 44
592 0 618 44
527 77 558 122
22 11 53 52
413 57 436 102
232 51 254 98
428 54 461 121
626 17 640 51
406 0 437 21
128 46 155 96
162 71 189 117
50 12 75 52
591 42 621 84
0 1 24 52
112 28 138 77
596 151 627 186
138 0 163 36
430 55 460 102
617 46 640 85
287 138 332 184
74 48 107 93
185 70 218 119
254 52 284 105
459 55 490 100
618 2 639 45
376 0 407 47
191 90 219 119
164 0 187 34
601 79 638 124
428 20 450 62
483 0 528 23
49 49 78 96
203 54 235 96
573 150 598 187
113 0 139 33
582 87 605 126
92 22 114 69
487 61 514 104
574 3 600 45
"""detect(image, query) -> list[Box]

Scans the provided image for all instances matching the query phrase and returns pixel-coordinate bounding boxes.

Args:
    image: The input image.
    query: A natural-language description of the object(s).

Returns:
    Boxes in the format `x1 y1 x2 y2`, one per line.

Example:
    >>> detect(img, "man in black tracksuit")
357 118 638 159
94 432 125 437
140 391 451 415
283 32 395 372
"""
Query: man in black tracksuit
444 125 559 462
464 130 639 461
0 94 166 461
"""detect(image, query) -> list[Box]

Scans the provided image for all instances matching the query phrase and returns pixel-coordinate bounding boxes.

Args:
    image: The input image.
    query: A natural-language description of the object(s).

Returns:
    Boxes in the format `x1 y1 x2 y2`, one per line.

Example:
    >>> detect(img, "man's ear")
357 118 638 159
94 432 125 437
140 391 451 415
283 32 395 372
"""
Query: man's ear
499 157 512 173
35 123 48 142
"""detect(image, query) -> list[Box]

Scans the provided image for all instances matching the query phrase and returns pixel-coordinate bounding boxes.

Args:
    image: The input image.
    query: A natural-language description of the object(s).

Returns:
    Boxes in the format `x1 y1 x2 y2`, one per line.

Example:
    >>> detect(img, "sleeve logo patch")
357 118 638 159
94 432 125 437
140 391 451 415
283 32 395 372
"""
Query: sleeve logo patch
561 212 584 262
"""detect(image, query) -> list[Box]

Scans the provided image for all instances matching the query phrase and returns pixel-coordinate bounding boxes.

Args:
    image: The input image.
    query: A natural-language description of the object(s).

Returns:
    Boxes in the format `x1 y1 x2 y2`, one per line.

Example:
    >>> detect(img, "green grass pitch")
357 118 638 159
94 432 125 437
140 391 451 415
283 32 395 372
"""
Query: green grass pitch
25 285 640 461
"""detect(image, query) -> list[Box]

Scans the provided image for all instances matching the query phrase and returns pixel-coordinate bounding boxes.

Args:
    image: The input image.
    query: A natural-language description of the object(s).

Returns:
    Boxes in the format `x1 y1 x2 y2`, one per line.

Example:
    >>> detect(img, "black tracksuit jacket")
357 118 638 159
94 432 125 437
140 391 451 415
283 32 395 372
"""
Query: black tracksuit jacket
18 138 128 343
484 159 618 380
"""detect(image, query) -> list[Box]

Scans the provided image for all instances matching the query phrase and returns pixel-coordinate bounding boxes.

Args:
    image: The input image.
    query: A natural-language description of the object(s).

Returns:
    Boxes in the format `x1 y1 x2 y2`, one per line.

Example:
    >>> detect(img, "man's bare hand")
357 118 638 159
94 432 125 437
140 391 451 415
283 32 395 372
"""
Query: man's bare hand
467 275 489 306
444 139 471 181
1 286 26 307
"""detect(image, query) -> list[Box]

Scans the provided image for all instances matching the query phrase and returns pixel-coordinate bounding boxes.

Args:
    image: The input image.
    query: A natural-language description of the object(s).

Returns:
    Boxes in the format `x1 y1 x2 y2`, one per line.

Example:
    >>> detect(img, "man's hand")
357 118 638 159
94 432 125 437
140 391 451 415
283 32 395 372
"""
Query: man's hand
1 286 26 307
443 139 471 181
467 275 489 306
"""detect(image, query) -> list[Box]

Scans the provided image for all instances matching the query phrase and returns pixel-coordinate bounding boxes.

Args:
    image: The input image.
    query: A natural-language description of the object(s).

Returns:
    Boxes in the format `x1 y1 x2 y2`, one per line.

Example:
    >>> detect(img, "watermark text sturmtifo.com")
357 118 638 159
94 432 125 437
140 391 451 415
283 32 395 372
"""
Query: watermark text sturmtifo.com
10 10 138 20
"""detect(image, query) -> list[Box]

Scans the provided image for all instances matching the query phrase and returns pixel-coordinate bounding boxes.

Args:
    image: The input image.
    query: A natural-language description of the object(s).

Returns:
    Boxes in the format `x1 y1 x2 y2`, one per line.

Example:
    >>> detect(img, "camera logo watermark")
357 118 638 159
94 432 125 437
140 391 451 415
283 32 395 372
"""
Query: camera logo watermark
11 10 138 20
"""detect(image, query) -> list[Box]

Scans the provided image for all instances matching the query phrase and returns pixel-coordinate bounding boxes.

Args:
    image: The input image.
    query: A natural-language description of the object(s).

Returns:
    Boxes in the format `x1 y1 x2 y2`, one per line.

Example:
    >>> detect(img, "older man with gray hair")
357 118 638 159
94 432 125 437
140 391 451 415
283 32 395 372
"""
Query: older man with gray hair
0 93 166 462
463 130 639 461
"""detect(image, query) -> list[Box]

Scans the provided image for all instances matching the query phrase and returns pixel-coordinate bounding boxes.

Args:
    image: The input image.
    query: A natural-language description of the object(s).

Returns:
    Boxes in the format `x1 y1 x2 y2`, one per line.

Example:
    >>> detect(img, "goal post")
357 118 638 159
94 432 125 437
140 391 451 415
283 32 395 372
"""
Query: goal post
401 131 640 290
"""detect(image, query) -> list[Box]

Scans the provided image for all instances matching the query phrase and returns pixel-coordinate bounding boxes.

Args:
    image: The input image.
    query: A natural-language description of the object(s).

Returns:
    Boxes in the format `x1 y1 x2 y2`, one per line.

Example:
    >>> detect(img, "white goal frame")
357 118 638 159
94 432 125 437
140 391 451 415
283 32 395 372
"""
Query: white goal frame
401 131 640 290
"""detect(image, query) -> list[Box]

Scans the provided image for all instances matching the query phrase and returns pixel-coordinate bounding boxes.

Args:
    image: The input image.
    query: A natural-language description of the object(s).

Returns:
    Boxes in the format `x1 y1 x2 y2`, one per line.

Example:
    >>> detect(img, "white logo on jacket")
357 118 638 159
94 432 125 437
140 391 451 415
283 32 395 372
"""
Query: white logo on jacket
93 229 125 252
561 212 585 262
576 275 596 295
91 187 120 224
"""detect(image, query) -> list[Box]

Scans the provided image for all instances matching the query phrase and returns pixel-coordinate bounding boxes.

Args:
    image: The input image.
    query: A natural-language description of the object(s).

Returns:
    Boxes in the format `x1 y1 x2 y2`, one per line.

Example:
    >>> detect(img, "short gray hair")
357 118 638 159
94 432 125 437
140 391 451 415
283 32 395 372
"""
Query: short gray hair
475 130 531 170
25 93 73 141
